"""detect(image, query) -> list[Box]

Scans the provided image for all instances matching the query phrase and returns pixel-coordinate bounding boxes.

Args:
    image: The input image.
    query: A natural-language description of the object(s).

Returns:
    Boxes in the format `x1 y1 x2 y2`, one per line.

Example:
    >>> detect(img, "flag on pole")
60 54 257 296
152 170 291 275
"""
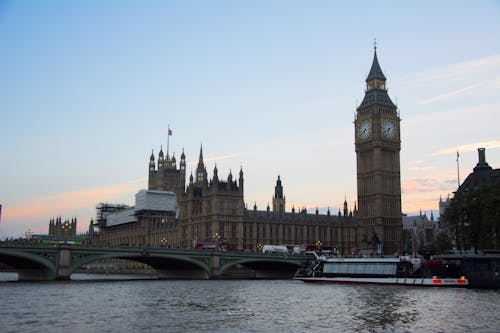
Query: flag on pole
168 128 172 136
457 150 459 161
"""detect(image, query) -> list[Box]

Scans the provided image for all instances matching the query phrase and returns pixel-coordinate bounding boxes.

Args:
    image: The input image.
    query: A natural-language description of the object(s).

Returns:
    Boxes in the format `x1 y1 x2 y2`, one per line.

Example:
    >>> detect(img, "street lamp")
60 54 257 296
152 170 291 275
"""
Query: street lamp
212 232 221 251
160 237 167 247
257 243 263 253
25 229 33 242
315 240 322 251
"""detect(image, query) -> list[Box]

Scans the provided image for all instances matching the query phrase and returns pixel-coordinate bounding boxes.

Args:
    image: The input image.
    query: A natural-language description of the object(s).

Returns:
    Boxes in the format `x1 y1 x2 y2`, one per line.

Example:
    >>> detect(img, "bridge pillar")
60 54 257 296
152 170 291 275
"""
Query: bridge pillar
56 245 71 280
210 253 221 279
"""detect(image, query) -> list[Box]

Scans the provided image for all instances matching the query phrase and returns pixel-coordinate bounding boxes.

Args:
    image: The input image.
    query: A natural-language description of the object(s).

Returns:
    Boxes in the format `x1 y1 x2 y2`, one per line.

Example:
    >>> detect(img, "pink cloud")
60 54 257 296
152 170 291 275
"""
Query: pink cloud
429 140 500 157
3 178 144 221
1 178 145 237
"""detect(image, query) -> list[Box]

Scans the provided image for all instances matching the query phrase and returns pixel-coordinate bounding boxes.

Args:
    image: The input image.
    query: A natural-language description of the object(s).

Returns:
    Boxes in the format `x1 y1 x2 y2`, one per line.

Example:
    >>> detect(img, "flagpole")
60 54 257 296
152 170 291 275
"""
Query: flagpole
167 124 170 157
456 149 460 188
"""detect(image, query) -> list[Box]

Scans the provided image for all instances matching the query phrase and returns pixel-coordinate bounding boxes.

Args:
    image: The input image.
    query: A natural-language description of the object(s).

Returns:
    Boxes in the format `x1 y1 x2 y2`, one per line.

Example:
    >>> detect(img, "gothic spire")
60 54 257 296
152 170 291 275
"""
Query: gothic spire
198 144 204 165
366 45 386 83
358 44 395 109
196 144 207 183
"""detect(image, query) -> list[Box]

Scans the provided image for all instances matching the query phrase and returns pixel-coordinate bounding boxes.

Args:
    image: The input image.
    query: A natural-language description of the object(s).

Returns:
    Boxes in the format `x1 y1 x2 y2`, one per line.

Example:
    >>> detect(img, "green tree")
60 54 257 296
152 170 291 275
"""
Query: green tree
441 180 500 251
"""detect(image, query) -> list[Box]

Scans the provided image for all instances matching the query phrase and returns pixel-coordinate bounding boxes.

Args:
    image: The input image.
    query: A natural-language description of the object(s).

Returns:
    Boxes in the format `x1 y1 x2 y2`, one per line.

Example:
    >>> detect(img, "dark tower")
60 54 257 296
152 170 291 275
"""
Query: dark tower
179 149 186 193
148 140 185 200
272 175 286 213
196 144 208 185
354 46 402 255
239 167 244 193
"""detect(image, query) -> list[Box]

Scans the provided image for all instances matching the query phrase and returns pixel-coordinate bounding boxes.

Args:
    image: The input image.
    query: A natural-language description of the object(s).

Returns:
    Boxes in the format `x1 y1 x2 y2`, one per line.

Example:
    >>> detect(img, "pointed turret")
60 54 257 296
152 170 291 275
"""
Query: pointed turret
272 175 286 213
198 144 204 165
213 164 218 179
358 44 395 109
180 148 186 172
239 166 244 192
158 145 164 169
274 175 283 199
171 153 176 168
196 144 207 184
366 46 386 85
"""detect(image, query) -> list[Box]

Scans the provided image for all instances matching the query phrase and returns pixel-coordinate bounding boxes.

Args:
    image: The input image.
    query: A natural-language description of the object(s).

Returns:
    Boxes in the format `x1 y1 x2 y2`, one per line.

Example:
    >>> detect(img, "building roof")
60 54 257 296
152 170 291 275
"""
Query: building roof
366 48 386 82
357 48 396 110
458 148 500 192
357 89 396 109
402 214 436 229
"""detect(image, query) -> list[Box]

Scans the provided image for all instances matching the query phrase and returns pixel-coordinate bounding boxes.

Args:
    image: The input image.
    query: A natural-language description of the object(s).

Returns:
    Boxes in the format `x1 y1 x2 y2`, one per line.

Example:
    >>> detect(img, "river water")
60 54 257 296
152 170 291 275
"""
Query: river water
1 275 499 333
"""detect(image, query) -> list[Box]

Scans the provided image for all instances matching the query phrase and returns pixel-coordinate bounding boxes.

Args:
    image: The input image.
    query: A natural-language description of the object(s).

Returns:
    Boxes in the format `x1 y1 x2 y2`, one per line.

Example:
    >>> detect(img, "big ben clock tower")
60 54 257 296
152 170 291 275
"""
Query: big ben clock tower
355 46 402 255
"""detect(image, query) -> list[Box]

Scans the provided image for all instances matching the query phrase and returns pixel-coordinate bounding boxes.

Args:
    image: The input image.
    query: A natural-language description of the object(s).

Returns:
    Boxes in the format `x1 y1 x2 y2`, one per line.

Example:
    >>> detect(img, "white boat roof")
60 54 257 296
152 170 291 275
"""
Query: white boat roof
323 257 401 263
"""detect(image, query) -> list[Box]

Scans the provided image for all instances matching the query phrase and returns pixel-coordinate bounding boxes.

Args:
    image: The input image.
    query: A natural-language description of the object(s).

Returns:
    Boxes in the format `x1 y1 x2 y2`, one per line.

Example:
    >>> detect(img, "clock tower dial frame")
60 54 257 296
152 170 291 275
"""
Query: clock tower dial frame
354 47 402 255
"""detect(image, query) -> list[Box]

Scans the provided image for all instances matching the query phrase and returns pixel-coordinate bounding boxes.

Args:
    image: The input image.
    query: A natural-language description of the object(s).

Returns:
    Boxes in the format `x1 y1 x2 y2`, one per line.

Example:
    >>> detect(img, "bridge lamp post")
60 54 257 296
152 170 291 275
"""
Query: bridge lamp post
160 237 167 247
213 233 221 250
25 229 33 242
315 240 322 251
257 243 263 253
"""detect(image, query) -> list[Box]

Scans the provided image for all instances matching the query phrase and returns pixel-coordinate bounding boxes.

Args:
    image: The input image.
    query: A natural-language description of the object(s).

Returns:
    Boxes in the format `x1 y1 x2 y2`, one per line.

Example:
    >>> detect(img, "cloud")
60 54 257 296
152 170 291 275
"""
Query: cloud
418 83 483 105
186 153 243 169
428 140 500 157
403 179 436 193
402 177 457 195
398 54 500 86
204 153 243 164
2 178 145 221
401 176 460 216
406 165 439 173
402 198 440 217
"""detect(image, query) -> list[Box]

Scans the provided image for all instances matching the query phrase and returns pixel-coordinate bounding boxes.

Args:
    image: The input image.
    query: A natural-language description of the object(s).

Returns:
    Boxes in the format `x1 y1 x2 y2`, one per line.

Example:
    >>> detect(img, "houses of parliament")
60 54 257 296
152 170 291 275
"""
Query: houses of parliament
94 48 403 255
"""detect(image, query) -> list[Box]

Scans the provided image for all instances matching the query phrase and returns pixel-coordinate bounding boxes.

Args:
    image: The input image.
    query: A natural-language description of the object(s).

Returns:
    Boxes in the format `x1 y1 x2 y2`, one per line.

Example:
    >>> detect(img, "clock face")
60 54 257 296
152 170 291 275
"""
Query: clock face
382 119 397 138
357 120 371 140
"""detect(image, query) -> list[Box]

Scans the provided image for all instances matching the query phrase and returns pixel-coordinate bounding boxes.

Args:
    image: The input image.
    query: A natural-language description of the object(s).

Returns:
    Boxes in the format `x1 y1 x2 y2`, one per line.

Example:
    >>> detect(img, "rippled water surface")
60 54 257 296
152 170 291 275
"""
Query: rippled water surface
1 278 499 333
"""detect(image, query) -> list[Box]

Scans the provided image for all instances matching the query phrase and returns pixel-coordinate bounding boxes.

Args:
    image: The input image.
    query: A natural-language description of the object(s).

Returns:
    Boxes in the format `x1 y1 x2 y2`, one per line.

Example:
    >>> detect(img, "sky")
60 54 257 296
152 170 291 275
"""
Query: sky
1 1 499 238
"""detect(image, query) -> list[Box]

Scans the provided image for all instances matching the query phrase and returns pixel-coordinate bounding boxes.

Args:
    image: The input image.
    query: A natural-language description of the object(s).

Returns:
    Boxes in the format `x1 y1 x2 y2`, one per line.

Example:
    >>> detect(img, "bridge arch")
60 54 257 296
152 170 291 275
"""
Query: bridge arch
69 251 212 279
219 257 303 278
0 248 57 280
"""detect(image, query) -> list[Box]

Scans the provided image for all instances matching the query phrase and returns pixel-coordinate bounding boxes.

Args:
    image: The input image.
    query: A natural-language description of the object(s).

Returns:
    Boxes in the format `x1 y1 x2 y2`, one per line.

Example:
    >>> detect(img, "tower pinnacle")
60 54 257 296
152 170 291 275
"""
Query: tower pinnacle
366 46 386 84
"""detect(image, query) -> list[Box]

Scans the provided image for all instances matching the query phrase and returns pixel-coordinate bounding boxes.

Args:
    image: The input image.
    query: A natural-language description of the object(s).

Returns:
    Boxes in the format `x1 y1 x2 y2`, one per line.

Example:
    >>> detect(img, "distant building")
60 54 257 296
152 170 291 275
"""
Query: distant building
403 211 438 254
94 47 403 255
439 195 451 219
49 217 77 236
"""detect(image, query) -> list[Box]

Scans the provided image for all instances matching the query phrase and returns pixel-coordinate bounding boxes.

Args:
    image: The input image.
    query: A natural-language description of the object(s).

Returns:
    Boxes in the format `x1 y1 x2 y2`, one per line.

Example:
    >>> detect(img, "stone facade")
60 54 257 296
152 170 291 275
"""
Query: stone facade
354 47 403 254
49 217 77 236
97 153 359 252
95 48 402 255
403 211 438 254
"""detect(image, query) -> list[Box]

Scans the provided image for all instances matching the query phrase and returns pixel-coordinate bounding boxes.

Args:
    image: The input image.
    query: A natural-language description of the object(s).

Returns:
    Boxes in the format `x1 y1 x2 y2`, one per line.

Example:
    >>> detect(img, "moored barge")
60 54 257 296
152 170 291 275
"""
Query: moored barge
294 254 468 287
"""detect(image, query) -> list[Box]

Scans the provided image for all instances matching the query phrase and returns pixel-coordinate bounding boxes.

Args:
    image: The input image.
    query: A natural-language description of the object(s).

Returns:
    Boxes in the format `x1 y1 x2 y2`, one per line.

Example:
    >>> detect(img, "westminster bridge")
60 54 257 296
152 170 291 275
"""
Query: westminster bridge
0 243 309 281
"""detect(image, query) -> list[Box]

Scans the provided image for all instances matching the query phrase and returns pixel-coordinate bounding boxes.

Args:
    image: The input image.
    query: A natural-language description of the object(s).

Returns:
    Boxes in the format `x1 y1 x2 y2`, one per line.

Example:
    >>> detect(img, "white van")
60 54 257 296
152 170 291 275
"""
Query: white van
262 245 289 254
